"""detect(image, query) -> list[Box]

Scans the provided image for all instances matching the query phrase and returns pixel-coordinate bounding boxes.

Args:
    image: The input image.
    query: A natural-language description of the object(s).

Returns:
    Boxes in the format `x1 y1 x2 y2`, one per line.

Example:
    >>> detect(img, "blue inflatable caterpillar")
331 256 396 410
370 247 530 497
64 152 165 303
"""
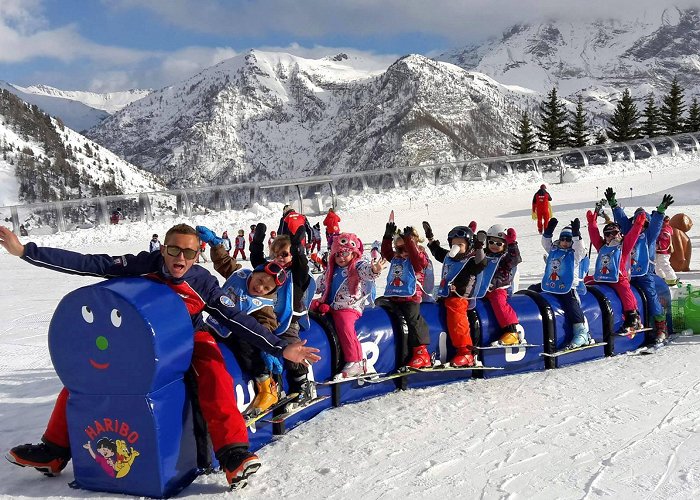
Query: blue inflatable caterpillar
48 275 672 497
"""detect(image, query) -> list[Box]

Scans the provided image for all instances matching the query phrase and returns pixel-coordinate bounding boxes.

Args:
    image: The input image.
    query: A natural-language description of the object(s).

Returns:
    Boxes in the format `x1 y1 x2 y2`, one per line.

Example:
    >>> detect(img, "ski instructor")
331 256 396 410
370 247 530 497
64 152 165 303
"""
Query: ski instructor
532 184 553 234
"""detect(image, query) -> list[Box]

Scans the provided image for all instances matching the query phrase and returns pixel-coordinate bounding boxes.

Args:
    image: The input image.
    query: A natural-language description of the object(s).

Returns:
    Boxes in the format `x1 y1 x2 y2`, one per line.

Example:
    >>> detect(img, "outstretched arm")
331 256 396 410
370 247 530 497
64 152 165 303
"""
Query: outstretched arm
0 226 25 256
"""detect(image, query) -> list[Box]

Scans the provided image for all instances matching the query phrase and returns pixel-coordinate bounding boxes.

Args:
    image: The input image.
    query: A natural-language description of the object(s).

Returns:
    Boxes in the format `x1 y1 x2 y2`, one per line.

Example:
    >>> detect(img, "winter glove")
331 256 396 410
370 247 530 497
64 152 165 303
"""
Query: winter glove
570 218 581 237
309 299 330 315
543 218 558 238
196 225 224 247
586 210 596 226
384 221 397 239
253 223 267 244
531 211 537 220
604 187 617 208
260 351 283 375
422 221 434 240
474 230 487 250
634 211 647 226
468 221 477 232
290 224 305 247
657 194 674 213
505 228 517 245
402 226 414 240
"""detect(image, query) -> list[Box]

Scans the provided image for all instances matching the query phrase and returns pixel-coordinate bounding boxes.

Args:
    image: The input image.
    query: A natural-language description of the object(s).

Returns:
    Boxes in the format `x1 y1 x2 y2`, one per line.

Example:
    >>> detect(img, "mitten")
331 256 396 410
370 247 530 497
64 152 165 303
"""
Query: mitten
291 225 305 247
309 299 320 312
570 218 581 237
505 228 517 245
604 187 617 208
474 230 487 249
468 220 477 232
422 221 434 240
196 225 224 247
634 211 647 226
586 210 596 225
402 226 414 239
531 211 537 220
384 221 397 239
260 352 283 375
253 223 267 244
318 303 331 315
657 194 674 213
543 218 558 238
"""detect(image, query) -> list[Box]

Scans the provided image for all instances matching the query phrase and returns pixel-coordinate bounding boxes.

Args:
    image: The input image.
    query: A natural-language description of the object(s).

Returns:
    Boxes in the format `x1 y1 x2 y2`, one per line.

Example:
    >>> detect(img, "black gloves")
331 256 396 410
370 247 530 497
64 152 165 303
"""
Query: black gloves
384 221 397 239
253 223 267 244
604 187 617 208
543 218 558 238
403 226 414 239
473 230 487 250
291 225 305 247
422 221 434 240
657 194 674 213
571 218 580 237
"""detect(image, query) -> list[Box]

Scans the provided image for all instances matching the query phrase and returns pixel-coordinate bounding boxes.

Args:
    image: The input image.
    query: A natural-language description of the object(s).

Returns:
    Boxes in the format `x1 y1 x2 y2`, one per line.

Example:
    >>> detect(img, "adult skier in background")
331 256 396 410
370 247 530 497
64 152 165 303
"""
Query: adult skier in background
532 184 553 234
606 188 674 342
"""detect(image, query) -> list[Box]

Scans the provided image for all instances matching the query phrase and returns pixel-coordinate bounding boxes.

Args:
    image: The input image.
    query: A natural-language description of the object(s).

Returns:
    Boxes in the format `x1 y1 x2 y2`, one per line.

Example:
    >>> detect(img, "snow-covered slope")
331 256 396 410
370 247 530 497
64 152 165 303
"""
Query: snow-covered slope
440 7 700 115
87 50 539 187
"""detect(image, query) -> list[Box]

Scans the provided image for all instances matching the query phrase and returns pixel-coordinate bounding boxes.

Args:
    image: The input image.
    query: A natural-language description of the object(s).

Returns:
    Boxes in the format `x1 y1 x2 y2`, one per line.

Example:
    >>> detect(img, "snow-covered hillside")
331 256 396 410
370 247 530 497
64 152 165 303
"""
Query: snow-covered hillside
0 153 699 498
440 7 700 116
87 50 539 187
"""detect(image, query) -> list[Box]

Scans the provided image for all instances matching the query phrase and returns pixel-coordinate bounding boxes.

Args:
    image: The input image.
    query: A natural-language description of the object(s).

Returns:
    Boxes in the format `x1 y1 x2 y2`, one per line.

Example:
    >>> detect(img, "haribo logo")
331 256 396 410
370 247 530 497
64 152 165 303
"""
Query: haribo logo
83 418 140 478
81 305 123 370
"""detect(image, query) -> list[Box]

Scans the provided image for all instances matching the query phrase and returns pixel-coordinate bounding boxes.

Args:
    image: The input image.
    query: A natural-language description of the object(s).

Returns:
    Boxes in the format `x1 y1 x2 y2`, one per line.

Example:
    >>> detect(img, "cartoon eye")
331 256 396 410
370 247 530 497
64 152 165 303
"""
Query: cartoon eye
348 240 357 248
81 306 94 323
339 237 349 245
110 309 122 328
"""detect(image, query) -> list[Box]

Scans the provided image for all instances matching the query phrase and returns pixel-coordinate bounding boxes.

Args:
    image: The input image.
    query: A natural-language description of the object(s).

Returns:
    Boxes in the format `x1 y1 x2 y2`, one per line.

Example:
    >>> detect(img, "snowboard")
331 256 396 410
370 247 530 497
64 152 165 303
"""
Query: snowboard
540 341 607 358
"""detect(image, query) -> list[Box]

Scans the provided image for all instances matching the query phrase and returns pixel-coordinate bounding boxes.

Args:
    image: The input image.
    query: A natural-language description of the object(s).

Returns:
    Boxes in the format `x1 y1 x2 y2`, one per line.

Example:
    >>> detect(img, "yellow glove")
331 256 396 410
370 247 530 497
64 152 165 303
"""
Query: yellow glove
531 211 537 220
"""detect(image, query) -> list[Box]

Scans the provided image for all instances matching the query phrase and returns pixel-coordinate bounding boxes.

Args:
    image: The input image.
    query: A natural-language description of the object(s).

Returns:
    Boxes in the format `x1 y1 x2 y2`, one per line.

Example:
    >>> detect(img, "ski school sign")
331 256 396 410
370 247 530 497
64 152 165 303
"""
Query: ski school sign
47 275 672 497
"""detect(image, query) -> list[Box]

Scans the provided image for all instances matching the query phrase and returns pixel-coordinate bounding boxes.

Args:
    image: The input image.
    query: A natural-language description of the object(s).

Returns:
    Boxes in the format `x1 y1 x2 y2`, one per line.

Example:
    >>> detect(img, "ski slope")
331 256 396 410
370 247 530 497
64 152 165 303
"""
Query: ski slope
1 155 700 499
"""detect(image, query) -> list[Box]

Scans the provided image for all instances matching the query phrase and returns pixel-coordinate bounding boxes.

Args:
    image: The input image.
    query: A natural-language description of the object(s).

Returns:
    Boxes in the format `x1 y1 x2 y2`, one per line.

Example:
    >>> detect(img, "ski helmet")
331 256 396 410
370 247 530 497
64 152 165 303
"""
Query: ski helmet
447 226 473 247
486 224 507 240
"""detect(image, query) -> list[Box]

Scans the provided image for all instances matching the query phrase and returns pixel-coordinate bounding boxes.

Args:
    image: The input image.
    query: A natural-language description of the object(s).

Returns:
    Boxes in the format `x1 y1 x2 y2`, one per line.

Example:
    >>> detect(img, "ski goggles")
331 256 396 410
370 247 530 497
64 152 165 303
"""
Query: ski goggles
448 228 471 240
487 239 505 247
260 262 287 286
559 235 573 242
604 229 621 237
163 245 199 260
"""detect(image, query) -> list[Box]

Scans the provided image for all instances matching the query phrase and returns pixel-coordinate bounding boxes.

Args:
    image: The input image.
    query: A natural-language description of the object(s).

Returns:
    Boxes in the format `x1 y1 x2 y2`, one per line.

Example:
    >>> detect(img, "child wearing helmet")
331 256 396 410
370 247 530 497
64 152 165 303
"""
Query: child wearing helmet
587 208 647 334
375 221 432 369
423 222 488 367
655 216 677 285
311 233 385 379
480 223 523 345
233 229 247 260
542 218 592 349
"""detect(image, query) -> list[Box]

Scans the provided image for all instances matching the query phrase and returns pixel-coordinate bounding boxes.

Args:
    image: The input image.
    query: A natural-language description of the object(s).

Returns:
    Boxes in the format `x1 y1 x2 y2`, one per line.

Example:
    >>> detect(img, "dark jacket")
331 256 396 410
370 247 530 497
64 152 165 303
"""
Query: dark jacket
488 242 522 290
21 243 287 354
427 240 487 297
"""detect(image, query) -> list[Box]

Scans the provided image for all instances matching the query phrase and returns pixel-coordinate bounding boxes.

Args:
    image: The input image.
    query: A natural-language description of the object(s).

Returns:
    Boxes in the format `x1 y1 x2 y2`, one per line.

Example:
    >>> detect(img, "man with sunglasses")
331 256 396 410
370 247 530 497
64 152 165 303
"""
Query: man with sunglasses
0 223 320 490
606 188 675 343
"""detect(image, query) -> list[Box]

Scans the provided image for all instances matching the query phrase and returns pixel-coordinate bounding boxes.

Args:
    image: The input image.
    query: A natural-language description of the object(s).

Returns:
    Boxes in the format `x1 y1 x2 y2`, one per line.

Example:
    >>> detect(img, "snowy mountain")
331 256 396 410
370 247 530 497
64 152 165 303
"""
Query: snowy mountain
0 88 165 206
86 50 539 188
0 82 150 131
440 7 700 116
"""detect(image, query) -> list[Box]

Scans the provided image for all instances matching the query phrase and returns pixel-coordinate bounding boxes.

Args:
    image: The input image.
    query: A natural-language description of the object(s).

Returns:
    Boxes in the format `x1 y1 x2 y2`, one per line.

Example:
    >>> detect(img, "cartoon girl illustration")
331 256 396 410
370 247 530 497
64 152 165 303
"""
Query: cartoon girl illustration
84 437 139 478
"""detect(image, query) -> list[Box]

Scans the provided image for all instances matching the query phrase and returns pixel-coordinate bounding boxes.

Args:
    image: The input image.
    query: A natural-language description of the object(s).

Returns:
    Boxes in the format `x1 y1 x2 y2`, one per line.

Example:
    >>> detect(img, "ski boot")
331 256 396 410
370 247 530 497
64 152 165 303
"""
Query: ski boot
619 310 643 338
217 446 261 490
285 374 318 411
566 323 592 350
407 345 432 369
493 324 525 346
333 360 369 380
5 440 71 476
450 346 475 367
244 375 279 417
654 319 668 344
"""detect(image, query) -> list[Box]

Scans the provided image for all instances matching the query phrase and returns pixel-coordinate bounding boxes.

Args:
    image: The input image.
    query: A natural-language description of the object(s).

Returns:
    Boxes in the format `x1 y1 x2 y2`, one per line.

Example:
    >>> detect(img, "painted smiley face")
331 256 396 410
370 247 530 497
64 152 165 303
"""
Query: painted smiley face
81 305 123 371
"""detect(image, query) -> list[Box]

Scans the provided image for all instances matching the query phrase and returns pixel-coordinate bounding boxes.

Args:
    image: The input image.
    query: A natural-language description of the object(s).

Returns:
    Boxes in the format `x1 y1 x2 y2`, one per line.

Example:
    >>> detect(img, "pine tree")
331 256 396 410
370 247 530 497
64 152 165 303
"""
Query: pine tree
640 93 660 138
537 88 569 150
510 111 537 154
607 89 640 142
569 95 590 147
659 76 686 135
685 97 700 132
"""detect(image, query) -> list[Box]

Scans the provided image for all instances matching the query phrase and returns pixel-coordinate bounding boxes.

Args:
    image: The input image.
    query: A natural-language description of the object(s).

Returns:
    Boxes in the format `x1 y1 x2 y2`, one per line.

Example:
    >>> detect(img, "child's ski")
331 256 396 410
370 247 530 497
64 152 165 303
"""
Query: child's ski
614 327 653 338
360 368 415 384
540 342 607 358
628 334 678 356
244 392 299 427
264 395 331 423
409 363 503 372
314 373 385 385
476 343 541 350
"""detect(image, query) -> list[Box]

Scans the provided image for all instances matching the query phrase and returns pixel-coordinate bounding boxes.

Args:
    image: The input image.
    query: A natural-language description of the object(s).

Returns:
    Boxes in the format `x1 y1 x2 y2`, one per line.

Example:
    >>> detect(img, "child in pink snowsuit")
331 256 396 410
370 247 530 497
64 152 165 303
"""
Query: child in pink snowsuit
311 232 384 379
587 210 646 331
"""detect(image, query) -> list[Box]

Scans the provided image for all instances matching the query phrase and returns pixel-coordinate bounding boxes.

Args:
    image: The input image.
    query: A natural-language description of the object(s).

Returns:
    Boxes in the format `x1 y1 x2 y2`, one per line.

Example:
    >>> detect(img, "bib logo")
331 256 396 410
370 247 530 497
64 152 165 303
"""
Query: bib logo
83 419 140 478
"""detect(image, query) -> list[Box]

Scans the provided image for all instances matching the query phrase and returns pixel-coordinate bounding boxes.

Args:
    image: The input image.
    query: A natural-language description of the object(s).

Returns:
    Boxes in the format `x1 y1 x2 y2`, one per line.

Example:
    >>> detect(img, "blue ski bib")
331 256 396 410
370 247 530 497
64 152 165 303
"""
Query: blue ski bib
329 264 374 306
577 255 589 296
541 247 576 294
296 271 316 331
437 256 471 298
384 258 417 297
475 254 503 298
593 244 622 283
630 233 650 277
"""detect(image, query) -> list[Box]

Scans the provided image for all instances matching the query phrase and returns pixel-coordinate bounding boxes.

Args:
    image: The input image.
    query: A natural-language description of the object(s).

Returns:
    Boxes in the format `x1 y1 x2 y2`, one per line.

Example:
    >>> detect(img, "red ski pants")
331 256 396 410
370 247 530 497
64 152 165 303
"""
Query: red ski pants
232 248 247 260
444 296 472 348
329 308 363 362
606 278 638 312
485 288 518 328
536 208 550 234
43 330 249 453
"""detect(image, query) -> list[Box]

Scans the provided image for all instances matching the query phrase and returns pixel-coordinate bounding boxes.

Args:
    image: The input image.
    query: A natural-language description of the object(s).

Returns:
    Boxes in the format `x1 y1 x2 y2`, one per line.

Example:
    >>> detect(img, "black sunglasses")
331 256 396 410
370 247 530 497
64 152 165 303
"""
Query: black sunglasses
164 245 199 260
559 235 573 242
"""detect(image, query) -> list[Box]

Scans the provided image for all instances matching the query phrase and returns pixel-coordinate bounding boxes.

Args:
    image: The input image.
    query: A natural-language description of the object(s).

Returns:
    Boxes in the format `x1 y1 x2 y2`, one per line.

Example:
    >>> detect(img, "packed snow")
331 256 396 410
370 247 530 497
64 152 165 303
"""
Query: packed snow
1 154 700 499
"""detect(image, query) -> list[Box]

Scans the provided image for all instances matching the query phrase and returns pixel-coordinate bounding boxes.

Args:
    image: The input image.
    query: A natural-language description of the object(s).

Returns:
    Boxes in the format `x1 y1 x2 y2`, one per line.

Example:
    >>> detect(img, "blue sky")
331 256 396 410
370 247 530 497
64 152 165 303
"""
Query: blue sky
0 0 692 92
